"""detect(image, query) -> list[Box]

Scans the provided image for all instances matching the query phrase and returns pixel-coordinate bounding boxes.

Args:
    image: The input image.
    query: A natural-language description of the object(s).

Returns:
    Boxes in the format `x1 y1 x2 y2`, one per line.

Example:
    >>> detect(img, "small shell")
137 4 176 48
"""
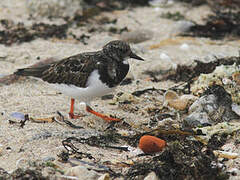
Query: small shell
10 112 25 120
164 90 197 110
213 150 239 159
139 135 166 154
232 72 240 85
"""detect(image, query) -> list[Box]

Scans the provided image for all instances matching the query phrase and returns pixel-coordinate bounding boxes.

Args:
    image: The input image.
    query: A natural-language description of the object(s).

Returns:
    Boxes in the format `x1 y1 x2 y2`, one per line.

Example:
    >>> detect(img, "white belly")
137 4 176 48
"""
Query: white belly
49 70 114 102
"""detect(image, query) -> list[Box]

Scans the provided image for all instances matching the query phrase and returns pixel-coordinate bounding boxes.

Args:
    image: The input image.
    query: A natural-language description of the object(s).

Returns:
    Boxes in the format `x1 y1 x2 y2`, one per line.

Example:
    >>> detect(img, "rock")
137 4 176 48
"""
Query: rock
179 43 189 51
65 165 100 180
184 112 210 127
98 173 110 180
31 130 52 140
10 112 25 120
138 135 166 154
144 171 159 180
184 85 240 127
42 157 55 162
164 90 197 111
149 0 174 7
120 29 153 44
26 0 84 18
191 64 240 104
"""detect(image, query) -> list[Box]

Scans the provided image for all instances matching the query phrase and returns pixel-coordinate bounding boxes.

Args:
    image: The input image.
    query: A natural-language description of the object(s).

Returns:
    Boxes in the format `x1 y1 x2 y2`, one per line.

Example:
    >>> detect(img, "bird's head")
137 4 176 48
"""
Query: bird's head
102 40 144 62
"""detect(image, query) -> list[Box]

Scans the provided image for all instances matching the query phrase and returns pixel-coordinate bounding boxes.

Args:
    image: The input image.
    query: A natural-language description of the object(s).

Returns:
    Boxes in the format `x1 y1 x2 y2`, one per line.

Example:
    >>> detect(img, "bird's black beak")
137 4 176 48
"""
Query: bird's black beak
130 52 144 61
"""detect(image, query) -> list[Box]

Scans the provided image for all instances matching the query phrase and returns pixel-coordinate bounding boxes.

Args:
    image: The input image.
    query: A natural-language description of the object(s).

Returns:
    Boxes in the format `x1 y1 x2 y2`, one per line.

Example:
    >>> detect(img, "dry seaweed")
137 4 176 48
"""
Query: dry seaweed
182 9 240 39
0 168 48 180
164 55 240 82
125 137 229 180
0 20 68 46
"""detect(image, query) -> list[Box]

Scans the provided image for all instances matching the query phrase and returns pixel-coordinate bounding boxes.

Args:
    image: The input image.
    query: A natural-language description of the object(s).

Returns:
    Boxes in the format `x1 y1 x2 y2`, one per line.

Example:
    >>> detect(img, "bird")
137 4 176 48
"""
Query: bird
14 40 144 122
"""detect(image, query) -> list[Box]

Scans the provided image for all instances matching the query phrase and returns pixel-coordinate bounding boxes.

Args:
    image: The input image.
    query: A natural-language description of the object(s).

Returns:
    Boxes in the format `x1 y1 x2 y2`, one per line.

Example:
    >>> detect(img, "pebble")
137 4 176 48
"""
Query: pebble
65 165 100 180
144 171 159 180
139 135 166 154
10 112 25 120
149 0 174 7
179 43 189 51
98 173 110 180
184 86 240 128
31 130 52 140
160 52 171 61
164 90 197 111
42 156 55 162
232 103 240 116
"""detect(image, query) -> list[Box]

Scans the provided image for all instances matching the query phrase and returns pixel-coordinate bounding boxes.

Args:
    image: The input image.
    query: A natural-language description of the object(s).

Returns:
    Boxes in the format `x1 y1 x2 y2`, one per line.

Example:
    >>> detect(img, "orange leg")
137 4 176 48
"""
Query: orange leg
86 105 121 122
69 98 83 119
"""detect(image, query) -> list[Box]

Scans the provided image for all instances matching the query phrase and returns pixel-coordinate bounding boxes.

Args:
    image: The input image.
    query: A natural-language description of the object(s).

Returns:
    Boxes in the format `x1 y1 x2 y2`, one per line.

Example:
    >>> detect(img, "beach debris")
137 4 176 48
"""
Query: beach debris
55 111 83 129
194 122 240 145
9 113 29 128
149 0 174 7
126 135 229 179
161 11 185 21
0 20 68 46
213 150 239 159
191 63 240 96
31 117 54 123
184 85 240 127
65 165 101 180
98 173 110 180
144 171 159 180
164 90 197 110
132 87 165 97
179 43 189 51
10 112 25 120
165 54 240 82
138 135 166 154
182 6 240 39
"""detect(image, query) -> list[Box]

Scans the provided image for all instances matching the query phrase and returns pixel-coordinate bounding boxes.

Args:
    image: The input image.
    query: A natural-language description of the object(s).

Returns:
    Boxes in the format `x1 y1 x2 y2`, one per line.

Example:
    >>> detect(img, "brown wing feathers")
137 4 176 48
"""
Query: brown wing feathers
14 54 96 88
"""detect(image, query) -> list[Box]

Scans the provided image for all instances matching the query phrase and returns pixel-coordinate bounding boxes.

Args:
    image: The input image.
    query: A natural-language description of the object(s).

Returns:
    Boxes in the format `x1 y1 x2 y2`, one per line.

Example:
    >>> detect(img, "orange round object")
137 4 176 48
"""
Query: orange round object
139 135 166 154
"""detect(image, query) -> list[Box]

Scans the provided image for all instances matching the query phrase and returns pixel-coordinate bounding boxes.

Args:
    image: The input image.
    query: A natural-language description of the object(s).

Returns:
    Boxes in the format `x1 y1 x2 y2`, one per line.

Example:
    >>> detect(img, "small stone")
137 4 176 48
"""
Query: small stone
65 165 100 180
185 85 240 127
160 53 171 61
10 112 25 120
144 171 159 180
179 43 189 51
164 90 197 111
184 112 211 127
42 157 55 162
98 173 110 180
139 135 166 154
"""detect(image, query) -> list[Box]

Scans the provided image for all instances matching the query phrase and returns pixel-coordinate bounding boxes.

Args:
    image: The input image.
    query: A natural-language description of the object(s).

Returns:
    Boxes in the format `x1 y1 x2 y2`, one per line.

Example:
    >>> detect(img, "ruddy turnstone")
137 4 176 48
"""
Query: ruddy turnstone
15 40 144 122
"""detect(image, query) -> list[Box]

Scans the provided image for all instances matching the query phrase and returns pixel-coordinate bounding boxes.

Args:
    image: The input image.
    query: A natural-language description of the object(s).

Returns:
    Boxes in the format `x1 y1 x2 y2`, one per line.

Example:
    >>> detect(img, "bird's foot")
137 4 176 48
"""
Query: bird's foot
68 112 84 119
86 105 121 122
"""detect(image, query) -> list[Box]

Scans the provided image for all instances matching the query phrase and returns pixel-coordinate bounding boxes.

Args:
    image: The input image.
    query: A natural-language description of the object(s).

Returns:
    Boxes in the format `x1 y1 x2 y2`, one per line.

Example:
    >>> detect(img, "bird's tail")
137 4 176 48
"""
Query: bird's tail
14 66 48 78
